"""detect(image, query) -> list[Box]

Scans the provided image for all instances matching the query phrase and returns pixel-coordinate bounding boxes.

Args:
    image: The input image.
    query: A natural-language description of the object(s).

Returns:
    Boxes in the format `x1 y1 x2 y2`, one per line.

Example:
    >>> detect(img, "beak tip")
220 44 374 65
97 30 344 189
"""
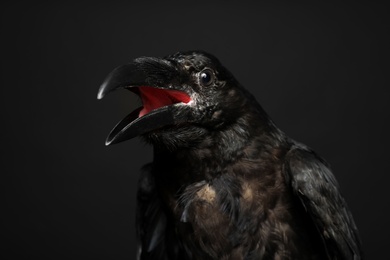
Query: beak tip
105 137 116 146
97 84 106 100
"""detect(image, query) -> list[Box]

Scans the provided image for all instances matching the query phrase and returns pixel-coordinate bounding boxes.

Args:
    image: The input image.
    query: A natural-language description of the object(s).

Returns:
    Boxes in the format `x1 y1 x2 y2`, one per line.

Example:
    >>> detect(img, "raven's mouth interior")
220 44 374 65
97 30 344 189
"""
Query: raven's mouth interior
132 86 191 117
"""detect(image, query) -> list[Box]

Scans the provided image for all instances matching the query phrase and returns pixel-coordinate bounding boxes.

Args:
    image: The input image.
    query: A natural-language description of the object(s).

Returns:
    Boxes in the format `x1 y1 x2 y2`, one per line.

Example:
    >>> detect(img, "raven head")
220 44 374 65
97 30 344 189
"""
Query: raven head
98 51 252 148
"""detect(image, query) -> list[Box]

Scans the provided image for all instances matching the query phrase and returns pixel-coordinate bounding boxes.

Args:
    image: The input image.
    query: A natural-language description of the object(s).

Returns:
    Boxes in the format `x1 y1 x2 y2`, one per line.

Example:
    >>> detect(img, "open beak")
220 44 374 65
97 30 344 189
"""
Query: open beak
98 57 191 145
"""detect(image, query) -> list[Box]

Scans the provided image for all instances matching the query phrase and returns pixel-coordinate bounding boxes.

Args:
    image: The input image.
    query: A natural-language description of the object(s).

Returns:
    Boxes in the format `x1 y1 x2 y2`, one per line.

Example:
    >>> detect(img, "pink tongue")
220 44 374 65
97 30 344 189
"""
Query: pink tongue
138 87 191 117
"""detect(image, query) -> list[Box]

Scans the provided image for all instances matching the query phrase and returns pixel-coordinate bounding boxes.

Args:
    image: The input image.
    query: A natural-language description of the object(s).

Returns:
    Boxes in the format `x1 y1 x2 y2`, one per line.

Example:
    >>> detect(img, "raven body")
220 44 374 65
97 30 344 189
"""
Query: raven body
98 51 362 259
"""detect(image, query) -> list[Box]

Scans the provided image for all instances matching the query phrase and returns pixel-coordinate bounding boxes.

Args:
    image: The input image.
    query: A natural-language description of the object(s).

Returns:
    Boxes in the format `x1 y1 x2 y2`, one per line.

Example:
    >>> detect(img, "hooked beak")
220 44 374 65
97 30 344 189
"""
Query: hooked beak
98 57 192 145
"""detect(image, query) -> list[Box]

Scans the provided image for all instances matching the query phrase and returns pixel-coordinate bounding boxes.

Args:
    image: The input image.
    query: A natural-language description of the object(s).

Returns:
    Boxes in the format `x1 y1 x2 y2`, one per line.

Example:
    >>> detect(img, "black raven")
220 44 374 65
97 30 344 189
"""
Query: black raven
98 51 362 260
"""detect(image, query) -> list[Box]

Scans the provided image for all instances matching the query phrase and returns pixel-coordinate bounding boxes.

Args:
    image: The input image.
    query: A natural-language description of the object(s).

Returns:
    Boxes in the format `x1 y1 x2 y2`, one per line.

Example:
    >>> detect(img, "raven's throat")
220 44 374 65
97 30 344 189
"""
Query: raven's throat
135 86 191 117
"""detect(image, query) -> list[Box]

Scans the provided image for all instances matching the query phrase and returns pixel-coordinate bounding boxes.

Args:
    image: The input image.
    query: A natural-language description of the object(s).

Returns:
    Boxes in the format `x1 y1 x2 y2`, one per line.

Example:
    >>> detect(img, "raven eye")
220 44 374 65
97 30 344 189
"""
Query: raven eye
199 69 214 86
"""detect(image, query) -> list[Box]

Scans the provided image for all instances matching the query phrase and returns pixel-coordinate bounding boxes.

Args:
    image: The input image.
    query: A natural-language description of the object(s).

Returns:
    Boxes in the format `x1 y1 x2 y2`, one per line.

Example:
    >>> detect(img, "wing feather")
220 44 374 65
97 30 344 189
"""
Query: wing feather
284 145 363 260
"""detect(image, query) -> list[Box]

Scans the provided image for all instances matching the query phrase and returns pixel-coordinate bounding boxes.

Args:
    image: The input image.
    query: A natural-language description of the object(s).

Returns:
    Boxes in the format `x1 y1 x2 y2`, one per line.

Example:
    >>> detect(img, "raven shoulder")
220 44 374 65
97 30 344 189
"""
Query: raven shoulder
283 144 363 260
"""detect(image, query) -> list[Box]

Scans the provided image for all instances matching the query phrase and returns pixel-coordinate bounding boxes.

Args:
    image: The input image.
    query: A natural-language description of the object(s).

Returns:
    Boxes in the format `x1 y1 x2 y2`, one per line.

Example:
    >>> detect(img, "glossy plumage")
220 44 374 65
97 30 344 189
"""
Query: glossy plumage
99 51 362 259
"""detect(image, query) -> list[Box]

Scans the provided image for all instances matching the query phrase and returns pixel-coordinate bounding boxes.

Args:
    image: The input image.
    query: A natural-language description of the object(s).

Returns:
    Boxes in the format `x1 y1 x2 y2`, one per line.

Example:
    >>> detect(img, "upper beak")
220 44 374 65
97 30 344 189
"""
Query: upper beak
98 57 191 145
98 57 178 100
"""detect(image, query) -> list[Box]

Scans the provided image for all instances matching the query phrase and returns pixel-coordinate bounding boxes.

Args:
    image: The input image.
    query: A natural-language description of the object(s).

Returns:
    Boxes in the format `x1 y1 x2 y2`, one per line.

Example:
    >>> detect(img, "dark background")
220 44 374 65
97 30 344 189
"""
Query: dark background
1 1 388 259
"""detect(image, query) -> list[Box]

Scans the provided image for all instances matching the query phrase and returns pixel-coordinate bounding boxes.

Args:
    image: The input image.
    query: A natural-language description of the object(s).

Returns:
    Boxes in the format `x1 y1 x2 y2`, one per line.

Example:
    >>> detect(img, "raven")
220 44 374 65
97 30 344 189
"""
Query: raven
98 51 362 260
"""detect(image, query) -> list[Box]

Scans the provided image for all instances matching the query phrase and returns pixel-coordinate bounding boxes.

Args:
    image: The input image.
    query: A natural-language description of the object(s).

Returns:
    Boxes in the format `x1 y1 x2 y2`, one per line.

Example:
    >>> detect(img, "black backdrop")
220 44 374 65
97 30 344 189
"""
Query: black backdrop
2 1 389 259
